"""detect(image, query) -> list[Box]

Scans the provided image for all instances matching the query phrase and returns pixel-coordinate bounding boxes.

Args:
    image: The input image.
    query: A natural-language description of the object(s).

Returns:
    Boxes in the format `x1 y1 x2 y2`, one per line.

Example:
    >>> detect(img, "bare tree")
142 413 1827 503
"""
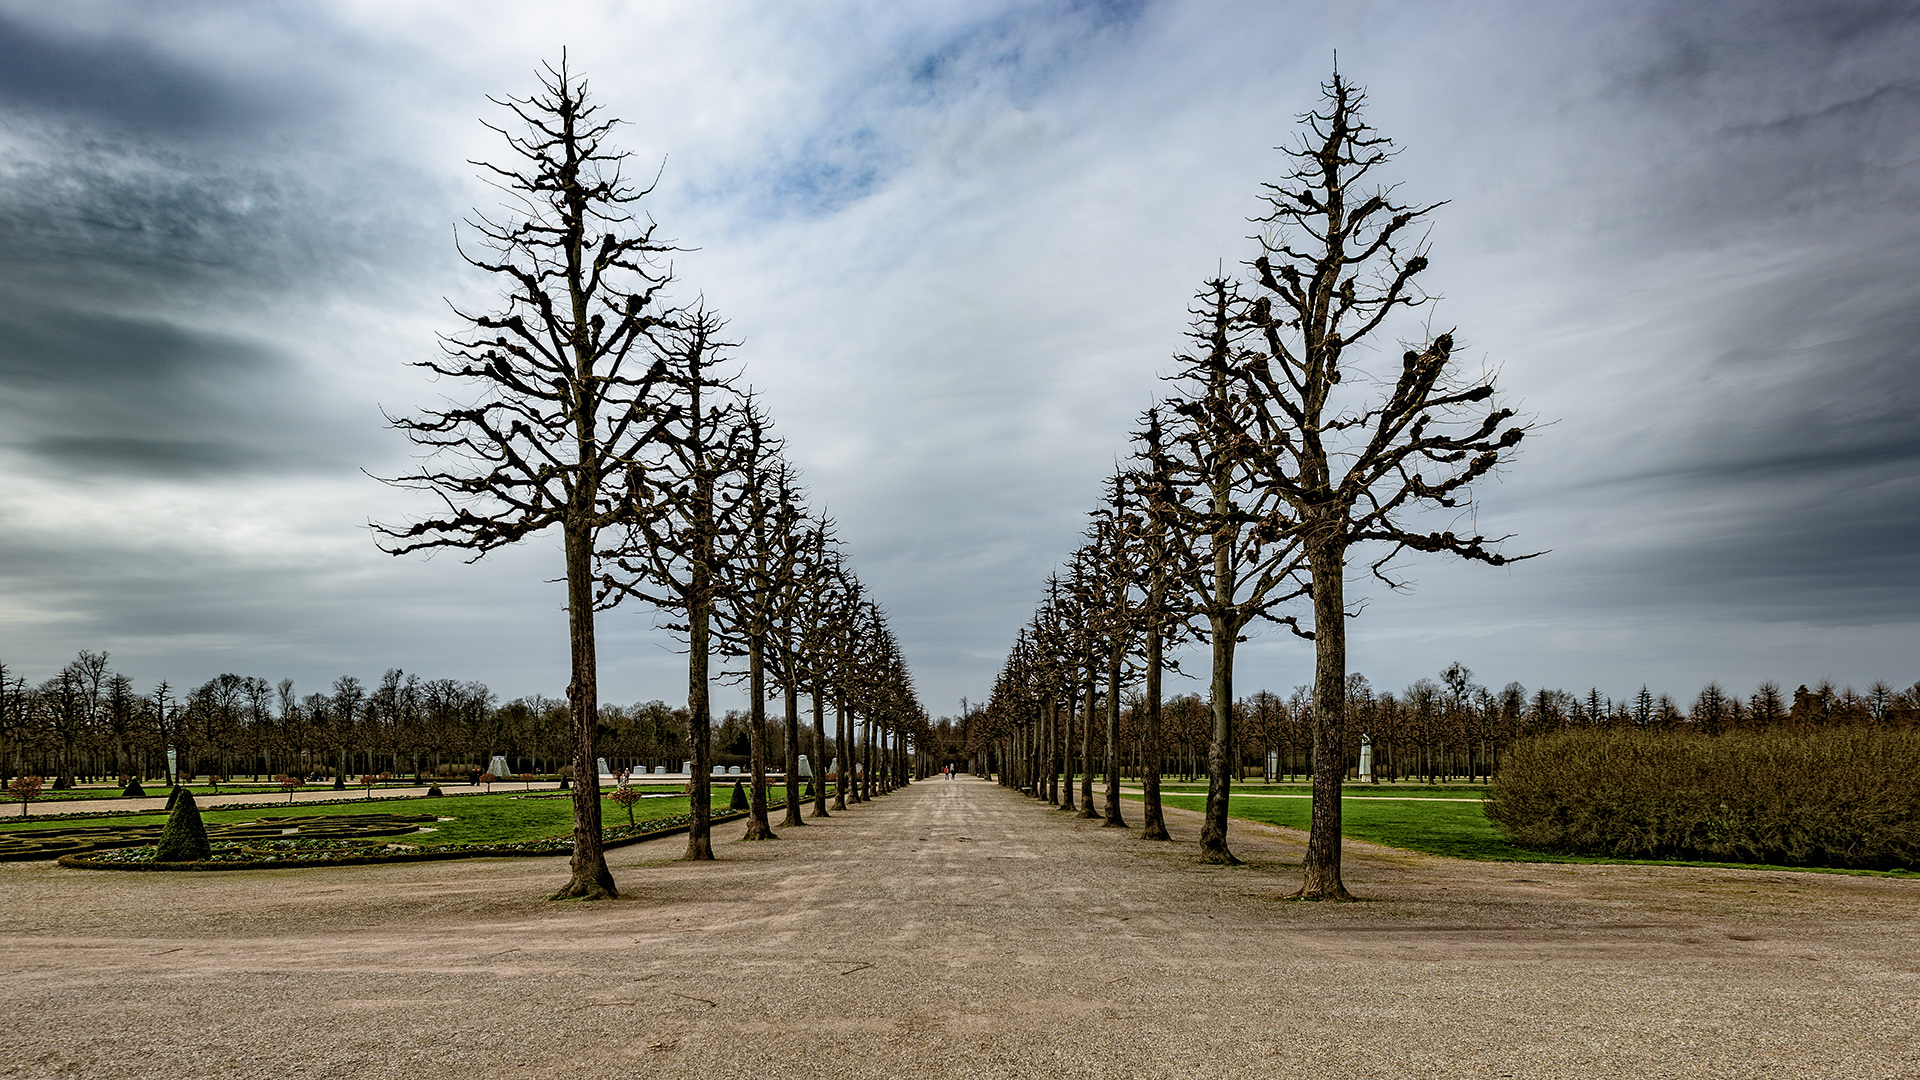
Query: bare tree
1151 279 1309 864
605 309 748 862
1238 70 1533 899
375 58 682 900
714 400 796 842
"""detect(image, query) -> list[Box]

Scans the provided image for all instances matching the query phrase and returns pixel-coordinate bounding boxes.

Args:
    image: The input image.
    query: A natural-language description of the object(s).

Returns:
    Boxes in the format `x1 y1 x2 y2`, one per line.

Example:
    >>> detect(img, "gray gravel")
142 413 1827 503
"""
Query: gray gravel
2 775 1915 1079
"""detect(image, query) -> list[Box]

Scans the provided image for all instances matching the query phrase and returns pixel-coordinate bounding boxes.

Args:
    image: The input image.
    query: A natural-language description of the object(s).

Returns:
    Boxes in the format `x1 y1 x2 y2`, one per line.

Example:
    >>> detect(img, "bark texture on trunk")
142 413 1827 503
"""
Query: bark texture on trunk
1140 620 1170 841
1297 537 1352 899
832 699 849 810
1198 613 1239 864
782 682 804 827
741 639 777 841
552 518 615 900
1078 671 1098 818
1058 694 1076 811
810 690 830 818
684 594 715 861
1102 635 1126 827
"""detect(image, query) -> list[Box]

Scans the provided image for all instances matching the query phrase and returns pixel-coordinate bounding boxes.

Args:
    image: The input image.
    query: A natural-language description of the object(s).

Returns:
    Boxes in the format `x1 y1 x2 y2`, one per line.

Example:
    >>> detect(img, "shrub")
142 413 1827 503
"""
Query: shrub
608 785 641 826
9 776 43 817
729 781 748 810
154 789 212 862
425 785 444 797
1488 728 1920 869
122 777 146 798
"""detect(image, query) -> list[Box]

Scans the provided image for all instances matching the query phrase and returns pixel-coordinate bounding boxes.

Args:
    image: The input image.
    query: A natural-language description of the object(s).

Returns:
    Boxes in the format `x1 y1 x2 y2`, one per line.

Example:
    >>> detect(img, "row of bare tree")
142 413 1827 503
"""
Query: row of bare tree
371 59 928 899
972 70 1533 899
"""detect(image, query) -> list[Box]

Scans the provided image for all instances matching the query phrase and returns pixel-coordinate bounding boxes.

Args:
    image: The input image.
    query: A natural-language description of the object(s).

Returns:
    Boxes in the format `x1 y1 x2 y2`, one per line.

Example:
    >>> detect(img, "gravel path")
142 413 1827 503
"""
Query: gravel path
2 775 1915 1079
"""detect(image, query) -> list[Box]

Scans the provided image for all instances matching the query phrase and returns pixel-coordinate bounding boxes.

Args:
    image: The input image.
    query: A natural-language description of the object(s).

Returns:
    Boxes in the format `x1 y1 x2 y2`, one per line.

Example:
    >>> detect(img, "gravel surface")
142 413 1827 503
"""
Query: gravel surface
2 775 1915 1079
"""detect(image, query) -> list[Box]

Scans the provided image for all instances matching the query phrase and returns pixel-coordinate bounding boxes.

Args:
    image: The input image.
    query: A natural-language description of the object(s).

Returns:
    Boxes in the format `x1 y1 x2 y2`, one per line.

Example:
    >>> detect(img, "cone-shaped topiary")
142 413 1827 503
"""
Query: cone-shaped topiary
122 777 146 798
164 785 181 811
729 781 748 810
425 785 444 798
154 788 211 862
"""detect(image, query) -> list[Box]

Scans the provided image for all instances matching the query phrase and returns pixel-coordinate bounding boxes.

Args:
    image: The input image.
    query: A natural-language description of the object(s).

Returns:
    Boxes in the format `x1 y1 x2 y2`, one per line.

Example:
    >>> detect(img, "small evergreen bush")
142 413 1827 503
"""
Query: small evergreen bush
425 785 444 797
154 789 212 862
122 777 146 798
729 781 748 810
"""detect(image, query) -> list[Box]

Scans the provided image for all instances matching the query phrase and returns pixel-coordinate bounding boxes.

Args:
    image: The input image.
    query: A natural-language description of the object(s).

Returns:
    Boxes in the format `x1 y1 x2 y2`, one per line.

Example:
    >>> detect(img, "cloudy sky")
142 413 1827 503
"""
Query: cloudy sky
1 0 1915 714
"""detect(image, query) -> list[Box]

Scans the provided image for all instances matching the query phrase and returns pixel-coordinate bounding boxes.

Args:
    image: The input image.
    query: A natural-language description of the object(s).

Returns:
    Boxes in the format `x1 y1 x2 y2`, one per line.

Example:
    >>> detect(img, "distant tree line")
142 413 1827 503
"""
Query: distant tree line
0 651 879 790
963 661 1920 795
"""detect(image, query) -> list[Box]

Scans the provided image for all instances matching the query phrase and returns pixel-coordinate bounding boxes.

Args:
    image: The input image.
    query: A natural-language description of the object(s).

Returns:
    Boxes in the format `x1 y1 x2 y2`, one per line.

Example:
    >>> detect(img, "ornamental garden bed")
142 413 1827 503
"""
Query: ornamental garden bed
51 807 763 871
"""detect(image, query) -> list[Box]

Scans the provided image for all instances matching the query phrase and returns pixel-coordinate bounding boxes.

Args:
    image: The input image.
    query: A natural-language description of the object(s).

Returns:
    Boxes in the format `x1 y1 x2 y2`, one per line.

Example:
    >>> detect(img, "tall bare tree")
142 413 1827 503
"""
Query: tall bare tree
375 58 679 900
1238 70 1533 899
1151 279 1309 864
606 309 748 862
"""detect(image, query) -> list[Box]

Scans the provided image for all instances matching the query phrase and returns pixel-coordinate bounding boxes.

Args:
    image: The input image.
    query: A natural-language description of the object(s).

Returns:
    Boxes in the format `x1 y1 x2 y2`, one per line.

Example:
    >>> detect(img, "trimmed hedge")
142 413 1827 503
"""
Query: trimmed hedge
1487 728 1920 869
154 789 211 862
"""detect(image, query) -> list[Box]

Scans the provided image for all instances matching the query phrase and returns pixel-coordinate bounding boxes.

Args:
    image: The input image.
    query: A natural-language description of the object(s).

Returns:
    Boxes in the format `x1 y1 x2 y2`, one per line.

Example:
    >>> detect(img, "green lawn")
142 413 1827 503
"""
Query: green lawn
1141 787 1530 860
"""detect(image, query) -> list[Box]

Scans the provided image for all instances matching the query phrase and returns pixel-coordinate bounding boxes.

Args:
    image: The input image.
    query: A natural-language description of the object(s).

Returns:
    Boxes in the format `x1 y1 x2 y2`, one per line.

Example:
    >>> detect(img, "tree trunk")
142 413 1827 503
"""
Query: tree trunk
1078 669 1098 819
684 586 715 860
1298 536 1353 899
1140 618 1170 840
833 698 849 809
552 515 616 900
861 714 874 799
742 637 777 840
1059 692 1076 811
810 689 830 818
1102 634 1126 827
1043 699 1058 804
1199 612 1239 864
782 680 804 827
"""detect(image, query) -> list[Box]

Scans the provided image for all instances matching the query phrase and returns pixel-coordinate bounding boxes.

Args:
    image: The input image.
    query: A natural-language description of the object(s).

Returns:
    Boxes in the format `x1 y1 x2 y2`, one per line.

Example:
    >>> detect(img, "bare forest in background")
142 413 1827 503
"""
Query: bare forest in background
0 651 877 788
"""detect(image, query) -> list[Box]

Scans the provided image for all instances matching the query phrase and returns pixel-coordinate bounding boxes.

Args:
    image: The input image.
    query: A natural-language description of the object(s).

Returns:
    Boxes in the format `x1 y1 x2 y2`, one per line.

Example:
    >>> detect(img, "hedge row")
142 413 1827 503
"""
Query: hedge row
1486 728 1920 869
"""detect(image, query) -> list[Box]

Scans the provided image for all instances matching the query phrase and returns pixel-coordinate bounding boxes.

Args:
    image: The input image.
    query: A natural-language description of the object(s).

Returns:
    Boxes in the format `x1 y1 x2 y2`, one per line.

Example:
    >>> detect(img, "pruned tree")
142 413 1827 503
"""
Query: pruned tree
713 398 797 842
1238 69 1534 899
1149 278 1309 864
374 57 681 901
604 308 748 862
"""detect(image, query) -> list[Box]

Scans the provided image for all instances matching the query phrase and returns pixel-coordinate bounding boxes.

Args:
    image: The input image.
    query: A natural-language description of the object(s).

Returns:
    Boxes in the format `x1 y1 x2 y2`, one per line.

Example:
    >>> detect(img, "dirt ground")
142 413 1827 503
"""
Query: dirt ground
2 776 1915 1079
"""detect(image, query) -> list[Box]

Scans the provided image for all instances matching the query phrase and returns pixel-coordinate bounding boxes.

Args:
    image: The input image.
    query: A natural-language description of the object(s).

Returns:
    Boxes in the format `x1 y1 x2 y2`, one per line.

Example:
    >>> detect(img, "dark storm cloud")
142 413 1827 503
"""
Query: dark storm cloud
0 305 336 476
0 12 267 133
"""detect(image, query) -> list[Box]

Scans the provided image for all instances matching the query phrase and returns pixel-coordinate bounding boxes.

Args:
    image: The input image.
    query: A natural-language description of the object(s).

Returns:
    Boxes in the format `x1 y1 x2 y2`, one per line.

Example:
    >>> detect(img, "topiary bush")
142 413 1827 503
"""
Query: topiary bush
425 785 444 797
154 788 212 862
729 781 748 810
1487 727 1920 869
122 777 146 798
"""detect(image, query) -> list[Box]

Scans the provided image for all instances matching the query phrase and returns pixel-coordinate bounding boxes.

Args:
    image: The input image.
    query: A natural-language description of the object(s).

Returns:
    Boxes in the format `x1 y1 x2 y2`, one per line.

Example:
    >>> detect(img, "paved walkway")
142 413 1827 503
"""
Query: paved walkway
2 776 1915 1078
